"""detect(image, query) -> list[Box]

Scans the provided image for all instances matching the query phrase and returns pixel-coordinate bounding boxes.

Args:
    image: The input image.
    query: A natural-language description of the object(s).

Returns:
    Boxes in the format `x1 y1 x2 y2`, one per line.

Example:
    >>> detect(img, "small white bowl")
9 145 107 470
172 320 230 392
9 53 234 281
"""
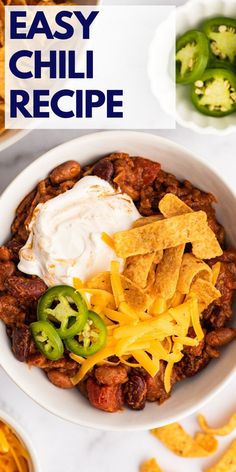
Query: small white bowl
175 0 236 134
0 409 41 471
0 131 235 431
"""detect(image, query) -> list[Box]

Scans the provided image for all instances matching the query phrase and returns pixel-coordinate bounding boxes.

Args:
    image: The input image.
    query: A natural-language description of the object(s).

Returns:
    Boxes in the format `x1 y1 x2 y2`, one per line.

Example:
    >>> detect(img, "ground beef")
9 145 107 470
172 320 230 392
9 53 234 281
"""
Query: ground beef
203 251 236 329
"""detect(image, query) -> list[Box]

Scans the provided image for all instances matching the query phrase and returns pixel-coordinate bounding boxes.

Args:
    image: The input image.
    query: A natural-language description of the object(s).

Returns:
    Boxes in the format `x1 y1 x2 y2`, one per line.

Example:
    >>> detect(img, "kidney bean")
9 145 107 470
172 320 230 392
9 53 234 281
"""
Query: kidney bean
47 370 75 389
205 345 220 359
93 159 114 182
49 161 81 185
6 239 24 261
123 374 147 410
205 328 236 347
87 378 124 412
5 276 47 301
12 325 31 362
0 247 12 262
94 365 128 386
145 362 176 404
0 295 25 326
59 180 77 193
0 261 16 291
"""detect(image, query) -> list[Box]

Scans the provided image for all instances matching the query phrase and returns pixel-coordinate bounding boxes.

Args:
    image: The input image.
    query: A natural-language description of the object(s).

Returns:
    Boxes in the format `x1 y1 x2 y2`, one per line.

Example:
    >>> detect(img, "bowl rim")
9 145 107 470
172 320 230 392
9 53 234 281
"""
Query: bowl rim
175 0 236 135
0 130 235 431
0 408 41 471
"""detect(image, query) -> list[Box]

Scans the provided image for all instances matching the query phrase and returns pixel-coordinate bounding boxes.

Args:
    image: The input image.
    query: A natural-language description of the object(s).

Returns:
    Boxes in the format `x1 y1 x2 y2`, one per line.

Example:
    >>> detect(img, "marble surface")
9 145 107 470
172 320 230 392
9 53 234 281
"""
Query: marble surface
0 0 236 470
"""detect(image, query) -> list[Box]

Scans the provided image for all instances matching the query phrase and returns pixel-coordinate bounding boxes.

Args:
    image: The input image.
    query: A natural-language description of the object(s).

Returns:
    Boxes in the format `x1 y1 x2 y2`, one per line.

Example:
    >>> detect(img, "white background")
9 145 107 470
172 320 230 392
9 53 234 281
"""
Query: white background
0 0 236 471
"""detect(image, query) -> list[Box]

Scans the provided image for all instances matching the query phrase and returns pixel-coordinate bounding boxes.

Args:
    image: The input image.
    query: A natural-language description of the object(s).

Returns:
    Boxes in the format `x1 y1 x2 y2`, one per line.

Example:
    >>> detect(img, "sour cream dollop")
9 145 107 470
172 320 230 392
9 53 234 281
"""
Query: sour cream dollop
18 176 141 286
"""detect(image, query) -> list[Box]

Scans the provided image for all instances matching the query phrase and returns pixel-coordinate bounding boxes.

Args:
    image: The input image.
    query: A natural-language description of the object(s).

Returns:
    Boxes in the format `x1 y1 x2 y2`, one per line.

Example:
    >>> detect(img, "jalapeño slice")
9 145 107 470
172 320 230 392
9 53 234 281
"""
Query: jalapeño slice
37 285 88 340
191 68 236 117
202 17 236 65
30 321 64 361
176 30 209 84
65 311 107 357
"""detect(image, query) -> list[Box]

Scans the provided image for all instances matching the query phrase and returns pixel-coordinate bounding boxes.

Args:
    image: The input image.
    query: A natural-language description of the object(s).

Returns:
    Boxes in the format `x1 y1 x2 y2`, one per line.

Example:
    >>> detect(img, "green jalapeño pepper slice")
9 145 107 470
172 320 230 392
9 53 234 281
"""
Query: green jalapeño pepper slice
30 320 64 361
37 285 88 340
202 17 236 65
208 57 236 72
191 68 236 117
65 311 107 357
176 30 209 84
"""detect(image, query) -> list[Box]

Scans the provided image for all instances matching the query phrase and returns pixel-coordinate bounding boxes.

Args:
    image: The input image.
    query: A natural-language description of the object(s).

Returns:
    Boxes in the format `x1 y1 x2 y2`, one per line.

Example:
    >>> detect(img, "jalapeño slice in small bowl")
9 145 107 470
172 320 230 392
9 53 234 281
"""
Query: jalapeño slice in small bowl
37 285 88 340
30 320 64 361
208 57 236 72
176 30 209 84
202 17 236 65
191 68 236 117
65 311 107 357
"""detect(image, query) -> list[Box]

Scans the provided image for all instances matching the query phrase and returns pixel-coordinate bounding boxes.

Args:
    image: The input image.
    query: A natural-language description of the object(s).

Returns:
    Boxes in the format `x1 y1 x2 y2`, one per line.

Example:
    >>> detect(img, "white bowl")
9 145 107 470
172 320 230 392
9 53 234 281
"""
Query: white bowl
0 409 41 471
0 131 235 431
176 0 236 134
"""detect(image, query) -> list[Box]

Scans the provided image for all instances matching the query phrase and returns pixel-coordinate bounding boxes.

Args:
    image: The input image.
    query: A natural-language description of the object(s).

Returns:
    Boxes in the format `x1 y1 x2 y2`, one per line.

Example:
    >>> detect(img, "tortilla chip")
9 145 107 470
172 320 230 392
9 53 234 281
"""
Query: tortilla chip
154 251 164 264
189 278 221 312
194 432 218 454
0 3 4 47
159 194 223 259
114 211 208 258
133 215 163 228
144 263 157 297
140 458 163 472
198 413 236 436
177 253 212 294
87 271 149 311
151 423 218 457
205 439 236 472
192 230 223 260
0 47 4 100
159 193 190 217
121 274 150 311
87 272 112 293
152 245 185 299
124 252 156 289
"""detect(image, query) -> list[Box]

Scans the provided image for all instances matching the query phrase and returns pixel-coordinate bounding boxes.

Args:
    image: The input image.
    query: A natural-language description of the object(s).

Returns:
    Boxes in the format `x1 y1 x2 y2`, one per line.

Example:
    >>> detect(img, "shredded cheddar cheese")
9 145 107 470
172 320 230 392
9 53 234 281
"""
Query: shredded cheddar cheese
73 277 84 289
151 297 167 315
164 361 174 393
212 262 221 285
72 257 220 392
189 295 204 341
101 232 115 250
0 421 30 472
110 260 125 306
131 350 160 378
